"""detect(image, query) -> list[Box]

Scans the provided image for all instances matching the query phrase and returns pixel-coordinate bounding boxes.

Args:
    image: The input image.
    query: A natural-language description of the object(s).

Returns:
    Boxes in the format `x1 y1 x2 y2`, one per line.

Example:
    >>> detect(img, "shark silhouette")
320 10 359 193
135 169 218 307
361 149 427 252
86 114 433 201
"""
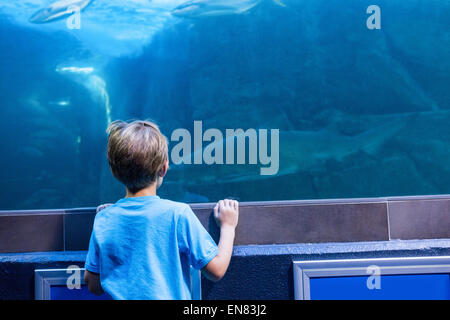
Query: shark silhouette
29 0 93 24
166 115 407 185
171 0 286 18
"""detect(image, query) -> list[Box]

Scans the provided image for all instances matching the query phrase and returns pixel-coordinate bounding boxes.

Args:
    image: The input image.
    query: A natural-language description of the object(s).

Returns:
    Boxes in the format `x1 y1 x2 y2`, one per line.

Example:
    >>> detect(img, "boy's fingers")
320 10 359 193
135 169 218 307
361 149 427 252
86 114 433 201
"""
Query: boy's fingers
214 204 220 227
96 203 113 213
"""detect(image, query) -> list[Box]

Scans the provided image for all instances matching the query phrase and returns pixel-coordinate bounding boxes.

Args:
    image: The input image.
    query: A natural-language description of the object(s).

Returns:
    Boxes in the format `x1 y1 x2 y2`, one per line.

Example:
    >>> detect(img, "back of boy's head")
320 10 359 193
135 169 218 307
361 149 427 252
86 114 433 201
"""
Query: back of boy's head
106 120 168 193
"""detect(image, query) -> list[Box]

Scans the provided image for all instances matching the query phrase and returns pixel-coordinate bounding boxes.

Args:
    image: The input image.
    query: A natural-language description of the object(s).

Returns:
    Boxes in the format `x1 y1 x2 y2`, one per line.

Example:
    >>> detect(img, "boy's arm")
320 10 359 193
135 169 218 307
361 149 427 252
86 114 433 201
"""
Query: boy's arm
202 200 239 282
84 270 104 296
85 208 107 296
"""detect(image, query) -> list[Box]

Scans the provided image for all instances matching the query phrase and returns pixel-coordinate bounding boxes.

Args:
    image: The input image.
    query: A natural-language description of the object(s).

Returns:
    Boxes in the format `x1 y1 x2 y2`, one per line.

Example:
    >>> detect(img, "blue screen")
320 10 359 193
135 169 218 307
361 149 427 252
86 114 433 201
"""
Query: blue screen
310 274 450 300
50 285 112 300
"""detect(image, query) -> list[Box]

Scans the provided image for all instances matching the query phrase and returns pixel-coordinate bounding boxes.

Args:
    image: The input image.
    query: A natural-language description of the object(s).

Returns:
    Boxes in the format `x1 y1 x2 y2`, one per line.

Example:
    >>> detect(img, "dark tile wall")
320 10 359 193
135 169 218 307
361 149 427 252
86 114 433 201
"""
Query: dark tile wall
0 195 449 253
388 199 450 240
0 213 63 253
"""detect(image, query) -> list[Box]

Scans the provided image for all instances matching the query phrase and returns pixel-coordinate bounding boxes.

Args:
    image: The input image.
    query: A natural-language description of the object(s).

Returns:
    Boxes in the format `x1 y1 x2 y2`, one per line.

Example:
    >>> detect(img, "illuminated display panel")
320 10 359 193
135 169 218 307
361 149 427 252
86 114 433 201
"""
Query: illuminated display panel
294 256 450 300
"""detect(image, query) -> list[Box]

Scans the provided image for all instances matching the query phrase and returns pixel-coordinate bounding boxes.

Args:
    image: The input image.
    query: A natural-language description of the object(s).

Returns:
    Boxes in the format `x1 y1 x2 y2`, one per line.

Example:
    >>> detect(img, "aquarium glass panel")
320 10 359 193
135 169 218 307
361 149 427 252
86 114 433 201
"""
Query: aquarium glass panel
0 0 449 209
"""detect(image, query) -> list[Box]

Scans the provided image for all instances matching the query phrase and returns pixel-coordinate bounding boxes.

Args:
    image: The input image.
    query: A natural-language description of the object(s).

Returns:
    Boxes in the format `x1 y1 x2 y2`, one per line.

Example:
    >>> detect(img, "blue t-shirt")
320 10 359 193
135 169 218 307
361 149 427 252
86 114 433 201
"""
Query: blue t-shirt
84 195 218 300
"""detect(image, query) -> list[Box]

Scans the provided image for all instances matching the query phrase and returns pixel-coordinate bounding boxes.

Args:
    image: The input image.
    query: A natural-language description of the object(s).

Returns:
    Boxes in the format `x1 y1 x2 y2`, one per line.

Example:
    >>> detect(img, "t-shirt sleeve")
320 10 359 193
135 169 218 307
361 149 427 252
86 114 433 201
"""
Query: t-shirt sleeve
84 229 100 274
177 205 218 270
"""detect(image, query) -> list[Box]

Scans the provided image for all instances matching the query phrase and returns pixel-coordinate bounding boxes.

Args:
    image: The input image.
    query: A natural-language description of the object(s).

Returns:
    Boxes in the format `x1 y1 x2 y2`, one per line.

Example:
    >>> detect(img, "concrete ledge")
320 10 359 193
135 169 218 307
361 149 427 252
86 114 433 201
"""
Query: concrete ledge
2 239 450 300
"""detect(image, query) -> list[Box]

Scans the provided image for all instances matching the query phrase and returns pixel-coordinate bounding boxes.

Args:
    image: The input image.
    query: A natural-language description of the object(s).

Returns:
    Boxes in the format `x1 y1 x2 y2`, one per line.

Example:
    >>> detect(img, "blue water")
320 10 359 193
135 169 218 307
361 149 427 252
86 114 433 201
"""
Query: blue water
0 0 449 210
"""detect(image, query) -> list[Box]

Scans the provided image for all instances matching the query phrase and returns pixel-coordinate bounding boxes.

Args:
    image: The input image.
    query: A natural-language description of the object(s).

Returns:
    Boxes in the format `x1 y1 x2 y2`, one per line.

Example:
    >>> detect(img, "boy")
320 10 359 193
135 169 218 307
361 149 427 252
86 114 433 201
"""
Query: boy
84 120 239 299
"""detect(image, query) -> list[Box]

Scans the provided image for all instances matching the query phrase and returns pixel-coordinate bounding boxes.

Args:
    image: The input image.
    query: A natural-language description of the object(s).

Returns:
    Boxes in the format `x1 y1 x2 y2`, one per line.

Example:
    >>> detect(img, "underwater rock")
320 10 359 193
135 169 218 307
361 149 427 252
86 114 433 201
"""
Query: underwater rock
180 0 450 125
184 170 317 202
384 112 450 193
181 191 209 203
21 188 67 210
314 151 436 199
17 146 44 159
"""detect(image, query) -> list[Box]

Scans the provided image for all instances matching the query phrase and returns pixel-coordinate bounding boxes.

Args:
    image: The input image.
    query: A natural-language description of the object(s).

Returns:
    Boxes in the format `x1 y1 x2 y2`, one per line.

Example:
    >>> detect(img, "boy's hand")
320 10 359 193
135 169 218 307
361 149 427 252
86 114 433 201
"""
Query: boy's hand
214 199 239 229
96 203 113 213
204 199 239 282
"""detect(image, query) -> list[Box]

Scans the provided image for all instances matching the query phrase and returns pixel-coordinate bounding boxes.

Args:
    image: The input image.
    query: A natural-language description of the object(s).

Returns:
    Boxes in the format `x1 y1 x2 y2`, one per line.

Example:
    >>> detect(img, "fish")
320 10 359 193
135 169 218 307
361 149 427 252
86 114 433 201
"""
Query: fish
171 0 286 18
166 116 406 185
29 0 93 24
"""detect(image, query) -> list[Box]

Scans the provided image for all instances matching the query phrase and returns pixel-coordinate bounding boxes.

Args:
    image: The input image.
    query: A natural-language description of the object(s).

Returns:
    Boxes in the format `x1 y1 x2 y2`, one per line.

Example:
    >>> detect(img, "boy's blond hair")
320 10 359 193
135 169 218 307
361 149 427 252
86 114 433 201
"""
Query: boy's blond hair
106 120 168 193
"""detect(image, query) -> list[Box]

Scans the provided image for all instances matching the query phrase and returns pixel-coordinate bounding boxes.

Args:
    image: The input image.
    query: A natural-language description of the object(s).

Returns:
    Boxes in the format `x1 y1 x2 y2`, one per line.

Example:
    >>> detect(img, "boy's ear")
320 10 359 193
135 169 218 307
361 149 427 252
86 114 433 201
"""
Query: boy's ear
159 160 169 178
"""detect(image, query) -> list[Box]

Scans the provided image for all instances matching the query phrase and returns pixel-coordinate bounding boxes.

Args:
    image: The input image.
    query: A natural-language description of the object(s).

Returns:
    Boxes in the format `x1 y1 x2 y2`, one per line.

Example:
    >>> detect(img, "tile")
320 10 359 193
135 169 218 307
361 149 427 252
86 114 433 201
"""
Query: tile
5 197 432 253
193 202 389 245
64 212 96 251
0 214 63 253
388 199 450 240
